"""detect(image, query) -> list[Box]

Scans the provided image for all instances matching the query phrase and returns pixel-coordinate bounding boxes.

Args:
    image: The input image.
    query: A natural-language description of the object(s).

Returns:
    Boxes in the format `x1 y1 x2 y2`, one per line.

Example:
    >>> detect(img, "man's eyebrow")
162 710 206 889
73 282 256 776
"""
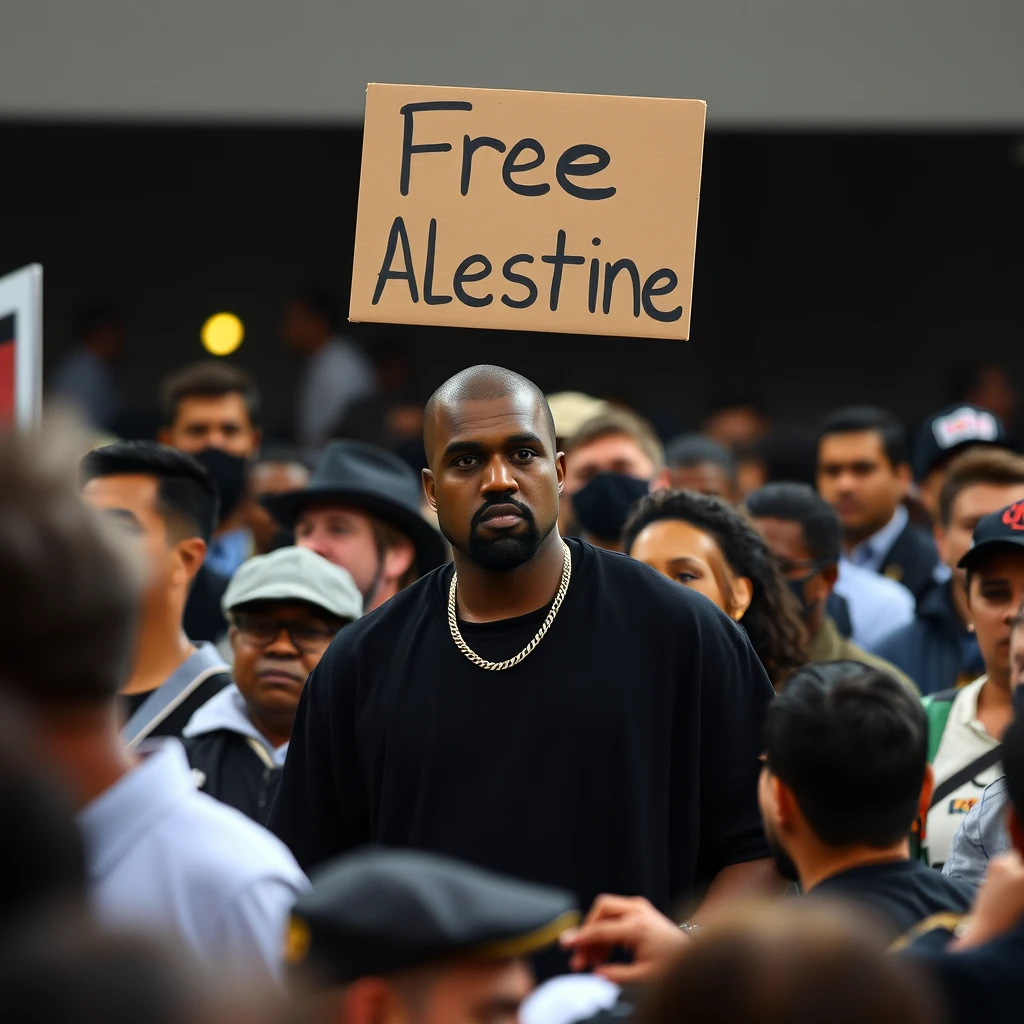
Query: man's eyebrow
442 439 486 458
506 432 546 448
101 508 142 528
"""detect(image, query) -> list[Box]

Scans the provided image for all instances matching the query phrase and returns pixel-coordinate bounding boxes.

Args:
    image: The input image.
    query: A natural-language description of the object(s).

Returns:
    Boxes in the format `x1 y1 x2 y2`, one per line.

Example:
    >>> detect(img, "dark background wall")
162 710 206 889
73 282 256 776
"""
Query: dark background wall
2 121 1022 439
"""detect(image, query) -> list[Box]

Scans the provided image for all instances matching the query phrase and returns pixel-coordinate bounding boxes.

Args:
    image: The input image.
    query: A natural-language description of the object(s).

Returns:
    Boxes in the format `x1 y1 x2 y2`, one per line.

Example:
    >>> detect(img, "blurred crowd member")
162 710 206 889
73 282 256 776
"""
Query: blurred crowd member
875 448 1024 693
913 404 1008 523
263 439 446 612
0 703 86 934
562 409 669 548
921 502 1024 869
908 714 1024 1023
746 484 917 692
272 366 779 967
184 547 362 825
159 361 262 580
638 902 937 1024
81 442 232 743
545 391 610 448
284 289 375 451
761 662 972 939
817 406 940 599
663 435 738 502
248 447 311 554
700 398 770 451
623 490 806 690
950 361 1019 441
287 848 577 1024
50 300 124 431
0 423 306 978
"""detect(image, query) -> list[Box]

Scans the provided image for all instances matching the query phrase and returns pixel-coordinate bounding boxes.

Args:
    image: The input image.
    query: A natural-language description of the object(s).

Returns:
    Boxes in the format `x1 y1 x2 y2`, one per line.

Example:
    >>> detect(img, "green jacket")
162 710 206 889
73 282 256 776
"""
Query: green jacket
809 617 920 696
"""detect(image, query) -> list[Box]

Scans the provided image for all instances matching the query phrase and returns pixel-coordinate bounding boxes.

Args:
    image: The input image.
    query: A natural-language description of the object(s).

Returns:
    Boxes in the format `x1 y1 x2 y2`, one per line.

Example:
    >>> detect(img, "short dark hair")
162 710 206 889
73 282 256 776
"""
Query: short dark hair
745 482 842 565
294 287 342 332
765 662 928 847
160 361 261 429
0 424 140 706
665 434 736 481
623 490 807 687
818 406 908 468
938 447 1024 528
80 441 219 543
1004 715 1024 824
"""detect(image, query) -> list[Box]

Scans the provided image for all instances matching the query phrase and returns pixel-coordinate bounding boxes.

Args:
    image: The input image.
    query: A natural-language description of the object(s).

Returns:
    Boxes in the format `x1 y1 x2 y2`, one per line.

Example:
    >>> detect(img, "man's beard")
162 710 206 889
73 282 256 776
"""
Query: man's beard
464 497 546 571
764 819 801 884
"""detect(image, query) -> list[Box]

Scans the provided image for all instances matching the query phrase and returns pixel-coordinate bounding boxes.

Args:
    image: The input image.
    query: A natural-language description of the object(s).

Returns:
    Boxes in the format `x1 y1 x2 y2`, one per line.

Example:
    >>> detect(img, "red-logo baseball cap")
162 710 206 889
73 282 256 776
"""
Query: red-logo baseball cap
958 500 1024 569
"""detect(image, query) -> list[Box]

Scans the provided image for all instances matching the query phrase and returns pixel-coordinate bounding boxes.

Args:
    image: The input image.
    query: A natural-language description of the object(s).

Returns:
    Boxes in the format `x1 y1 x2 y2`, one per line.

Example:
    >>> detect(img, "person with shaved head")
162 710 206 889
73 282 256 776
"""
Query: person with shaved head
270 365 780 972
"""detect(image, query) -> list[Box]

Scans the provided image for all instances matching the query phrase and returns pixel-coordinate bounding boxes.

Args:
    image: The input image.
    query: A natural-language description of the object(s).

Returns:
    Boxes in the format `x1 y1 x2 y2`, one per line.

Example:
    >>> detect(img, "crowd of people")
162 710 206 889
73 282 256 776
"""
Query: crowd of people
4 331 1024 1023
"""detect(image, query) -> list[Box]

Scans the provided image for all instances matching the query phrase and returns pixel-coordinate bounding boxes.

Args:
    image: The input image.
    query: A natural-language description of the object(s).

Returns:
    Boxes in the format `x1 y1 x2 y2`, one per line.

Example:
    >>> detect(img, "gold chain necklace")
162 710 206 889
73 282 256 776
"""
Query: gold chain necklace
447 541 572 671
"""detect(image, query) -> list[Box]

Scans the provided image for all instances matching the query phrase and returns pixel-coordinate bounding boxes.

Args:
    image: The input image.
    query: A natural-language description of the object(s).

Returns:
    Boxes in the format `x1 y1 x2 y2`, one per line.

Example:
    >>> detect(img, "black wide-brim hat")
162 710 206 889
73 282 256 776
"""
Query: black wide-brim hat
262 440 447 572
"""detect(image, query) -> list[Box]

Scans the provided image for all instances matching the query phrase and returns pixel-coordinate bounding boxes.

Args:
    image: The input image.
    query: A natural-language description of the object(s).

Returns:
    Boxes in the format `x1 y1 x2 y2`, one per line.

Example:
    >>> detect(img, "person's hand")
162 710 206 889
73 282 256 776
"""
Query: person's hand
955 850 1024 950
559 894 689 983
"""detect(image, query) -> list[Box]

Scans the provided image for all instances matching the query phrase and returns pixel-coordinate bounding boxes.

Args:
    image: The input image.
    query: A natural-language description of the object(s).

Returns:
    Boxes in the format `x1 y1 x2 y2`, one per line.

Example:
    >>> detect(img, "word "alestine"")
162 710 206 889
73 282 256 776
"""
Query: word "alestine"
370 102 684 324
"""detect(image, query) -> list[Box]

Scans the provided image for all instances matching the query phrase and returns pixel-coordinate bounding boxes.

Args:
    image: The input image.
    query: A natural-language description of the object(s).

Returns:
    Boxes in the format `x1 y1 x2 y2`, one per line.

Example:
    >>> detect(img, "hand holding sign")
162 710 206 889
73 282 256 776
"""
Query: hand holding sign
350 85 706 340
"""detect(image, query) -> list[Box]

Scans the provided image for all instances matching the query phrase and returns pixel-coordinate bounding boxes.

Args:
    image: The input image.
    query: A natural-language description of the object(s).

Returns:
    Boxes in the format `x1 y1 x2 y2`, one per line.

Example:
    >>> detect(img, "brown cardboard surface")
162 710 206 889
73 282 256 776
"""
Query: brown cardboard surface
349 84 706 340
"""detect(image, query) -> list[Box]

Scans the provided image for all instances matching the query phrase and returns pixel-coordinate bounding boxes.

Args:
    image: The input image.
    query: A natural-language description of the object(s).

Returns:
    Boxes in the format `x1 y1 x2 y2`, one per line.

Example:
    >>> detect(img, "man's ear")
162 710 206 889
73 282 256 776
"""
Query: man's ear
651 467 672 493
772 775 797 829
821 562 840 589
175 537 207 587
556 451 566 494
339 977 397 1024
422 468 436 512
382 535 416 585
896 462 913 496
918 763 935 834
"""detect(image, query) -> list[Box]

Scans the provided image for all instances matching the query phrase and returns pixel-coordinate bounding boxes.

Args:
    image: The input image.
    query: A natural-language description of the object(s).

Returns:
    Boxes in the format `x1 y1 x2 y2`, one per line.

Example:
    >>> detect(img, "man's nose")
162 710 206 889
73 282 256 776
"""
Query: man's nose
266 628 300 656
481 455 519 493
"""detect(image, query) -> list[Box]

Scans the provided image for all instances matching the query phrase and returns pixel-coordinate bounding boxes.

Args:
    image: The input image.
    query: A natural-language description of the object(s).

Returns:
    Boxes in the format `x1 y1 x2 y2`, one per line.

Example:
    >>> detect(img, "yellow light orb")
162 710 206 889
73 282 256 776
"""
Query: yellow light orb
201 312 244 356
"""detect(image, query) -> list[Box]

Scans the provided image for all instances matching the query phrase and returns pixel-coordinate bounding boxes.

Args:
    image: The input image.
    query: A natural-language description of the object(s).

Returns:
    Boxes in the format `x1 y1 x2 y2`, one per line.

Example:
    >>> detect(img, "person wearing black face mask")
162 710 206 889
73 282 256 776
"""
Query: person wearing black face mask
572 471 650 551
746 483 918 694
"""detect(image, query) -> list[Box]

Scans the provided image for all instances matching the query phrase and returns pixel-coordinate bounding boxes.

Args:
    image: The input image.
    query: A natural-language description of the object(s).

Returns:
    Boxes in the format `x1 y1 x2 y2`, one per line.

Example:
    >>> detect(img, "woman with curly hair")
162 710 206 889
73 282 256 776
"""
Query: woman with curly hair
623 490 807 689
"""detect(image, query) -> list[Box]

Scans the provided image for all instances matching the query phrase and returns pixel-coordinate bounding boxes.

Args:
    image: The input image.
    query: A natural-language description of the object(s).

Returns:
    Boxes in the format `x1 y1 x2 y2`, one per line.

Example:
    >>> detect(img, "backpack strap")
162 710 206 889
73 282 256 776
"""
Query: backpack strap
923 688 958 765
929 745 1003 811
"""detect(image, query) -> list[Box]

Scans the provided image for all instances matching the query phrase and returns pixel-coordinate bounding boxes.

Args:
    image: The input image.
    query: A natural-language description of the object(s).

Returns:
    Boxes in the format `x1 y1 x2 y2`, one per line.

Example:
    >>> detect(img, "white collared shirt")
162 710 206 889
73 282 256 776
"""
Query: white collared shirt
78 740 308 979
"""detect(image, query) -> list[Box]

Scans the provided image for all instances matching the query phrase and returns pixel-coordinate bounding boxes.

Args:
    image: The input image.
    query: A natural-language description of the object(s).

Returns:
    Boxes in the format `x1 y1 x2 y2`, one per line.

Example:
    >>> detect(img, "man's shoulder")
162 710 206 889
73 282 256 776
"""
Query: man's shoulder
837 638 920 694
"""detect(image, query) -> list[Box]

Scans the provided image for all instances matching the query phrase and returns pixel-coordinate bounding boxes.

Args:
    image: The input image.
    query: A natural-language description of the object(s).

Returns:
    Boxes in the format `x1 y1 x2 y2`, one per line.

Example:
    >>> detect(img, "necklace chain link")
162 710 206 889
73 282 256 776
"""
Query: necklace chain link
447 542 572 671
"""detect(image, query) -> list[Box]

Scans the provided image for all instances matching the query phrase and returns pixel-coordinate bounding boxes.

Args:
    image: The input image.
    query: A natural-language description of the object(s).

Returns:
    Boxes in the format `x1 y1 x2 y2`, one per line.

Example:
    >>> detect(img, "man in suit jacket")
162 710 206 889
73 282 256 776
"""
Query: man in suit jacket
817 406 940 601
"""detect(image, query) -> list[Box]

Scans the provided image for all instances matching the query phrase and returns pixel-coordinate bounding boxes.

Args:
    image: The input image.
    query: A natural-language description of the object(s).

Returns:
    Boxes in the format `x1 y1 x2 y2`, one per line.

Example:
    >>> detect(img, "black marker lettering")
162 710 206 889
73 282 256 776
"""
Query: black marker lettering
602 259 641 317
461 135 506 196
399 101 472 196
372 216 418 304
502 139 551 197
555 144 616 200
541 229 586 311
423 219 452 305
642 269 683 322
453 255 493 308
501 255 538 309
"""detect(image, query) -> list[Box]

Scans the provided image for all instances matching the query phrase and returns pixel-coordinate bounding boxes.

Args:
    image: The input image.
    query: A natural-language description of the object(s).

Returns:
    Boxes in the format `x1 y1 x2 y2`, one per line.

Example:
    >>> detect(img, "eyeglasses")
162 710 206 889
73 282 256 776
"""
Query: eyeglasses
233 615 343 654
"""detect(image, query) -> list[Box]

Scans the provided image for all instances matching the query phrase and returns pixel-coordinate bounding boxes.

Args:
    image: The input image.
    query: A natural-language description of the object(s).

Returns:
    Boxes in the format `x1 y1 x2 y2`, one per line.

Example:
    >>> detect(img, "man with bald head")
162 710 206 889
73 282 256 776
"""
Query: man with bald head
270 365 779 965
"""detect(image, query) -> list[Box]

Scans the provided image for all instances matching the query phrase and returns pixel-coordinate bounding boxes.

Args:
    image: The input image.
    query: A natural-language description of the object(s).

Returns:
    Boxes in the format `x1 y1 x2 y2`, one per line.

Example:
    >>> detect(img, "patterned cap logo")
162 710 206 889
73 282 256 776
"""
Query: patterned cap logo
1002 502 1024 531
933 407 999 449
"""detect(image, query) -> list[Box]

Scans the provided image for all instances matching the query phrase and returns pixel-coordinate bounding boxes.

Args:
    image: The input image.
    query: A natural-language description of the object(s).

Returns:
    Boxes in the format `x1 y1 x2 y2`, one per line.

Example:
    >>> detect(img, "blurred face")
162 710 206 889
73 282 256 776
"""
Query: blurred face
967 551 1024 688
163 394 259 458
296 505 381 599
230 601 343 726
667 461 737 502
817 431 907 542
753 515 835 631
283 301 329 353
251 461 310 500
423 393 564 571
936 483 1024 582
629 518 749 618
564 434 655 495
702 407 766 449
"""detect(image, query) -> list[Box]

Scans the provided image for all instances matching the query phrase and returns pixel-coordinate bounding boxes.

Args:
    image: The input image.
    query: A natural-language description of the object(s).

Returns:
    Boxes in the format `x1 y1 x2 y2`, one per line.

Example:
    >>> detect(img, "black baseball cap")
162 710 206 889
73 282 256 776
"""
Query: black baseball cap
958 500 1024 570
913 404 1007 481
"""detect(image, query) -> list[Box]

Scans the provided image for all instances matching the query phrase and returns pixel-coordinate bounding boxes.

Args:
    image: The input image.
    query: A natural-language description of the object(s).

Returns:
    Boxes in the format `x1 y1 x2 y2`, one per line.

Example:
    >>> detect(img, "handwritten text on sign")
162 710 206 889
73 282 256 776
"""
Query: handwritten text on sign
349 84 706 340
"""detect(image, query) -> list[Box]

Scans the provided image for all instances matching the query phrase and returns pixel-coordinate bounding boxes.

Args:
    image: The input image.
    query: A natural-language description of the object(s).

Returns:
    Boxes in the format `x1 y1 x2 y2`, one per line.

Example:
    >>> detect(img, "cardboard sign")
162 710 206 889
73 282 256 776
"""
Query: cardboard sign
350 84 706 340
0 263 42 430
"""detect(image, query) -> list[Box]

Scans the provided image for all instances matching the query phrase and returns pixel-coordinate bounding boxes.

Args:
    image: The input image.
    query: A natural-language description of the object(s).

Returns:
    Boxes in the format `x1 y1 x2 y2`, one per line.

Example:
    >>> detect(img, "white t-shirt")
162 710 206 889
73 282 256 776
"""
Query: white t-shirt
926 675 1002 869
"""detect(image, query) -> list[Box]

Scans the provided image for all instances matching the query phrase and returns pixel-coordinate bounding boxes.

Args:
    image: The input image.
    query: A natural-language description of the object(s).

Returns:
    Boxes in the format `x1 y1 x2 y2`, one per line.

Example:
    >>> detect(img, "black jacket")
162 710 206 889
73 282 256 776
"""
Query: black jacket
181 684 284 825
872 581 984 696
878 521 941 602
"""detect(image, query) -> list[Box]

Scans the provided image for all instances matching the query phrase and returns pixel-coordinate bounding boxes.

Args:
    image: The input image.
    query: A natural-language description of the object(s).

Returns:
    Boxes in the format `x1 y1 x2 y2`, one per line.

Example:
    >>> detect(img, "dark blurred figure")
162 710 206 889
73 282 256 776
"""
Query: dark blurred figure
638 902 938 1024
283 289 375 451
700 398 770 451
913 404 1009 524
562 410 670 548
333 338 427 472
50 300 124 432
248 447 311 554
817 406 940 600
0 701 87 934
624 490 807 690
874 448 1024 694
81 441 232 741
160 361 263 580
949 361 1019 440
663 435 738 502
286 848 577 1024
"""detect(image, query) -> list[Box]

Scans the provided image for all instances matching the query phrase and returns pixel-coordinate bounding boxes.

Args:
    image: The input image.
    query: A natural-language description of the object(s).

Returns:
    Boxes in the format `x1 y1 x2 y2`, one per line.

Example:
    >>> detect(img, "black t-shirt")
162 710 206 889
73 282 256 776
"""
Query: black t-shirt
270 538 774 916
810 859 975 941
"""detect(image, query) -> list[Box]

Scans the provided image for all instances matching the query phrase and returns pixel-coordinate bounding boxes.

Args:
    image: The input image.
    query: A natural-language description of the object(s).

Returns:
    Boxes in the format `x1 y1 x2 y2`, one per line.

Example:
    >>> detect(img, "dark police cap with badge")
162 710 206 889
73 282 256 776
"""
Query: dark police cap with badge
285 847 579 987
958 500 1024 570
